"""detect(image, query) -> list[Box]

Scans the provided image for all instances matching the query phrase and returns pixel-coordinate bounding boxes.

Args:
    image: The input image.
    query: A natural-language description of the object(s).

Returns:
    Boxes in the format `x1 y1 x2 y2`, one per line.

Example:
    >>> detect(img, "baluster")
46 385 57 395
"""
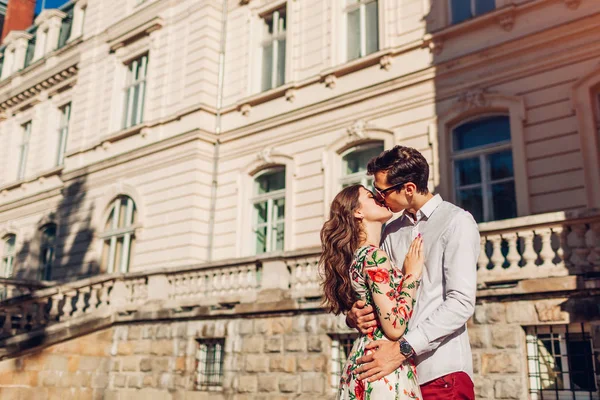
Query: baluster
586 222 600 266
247 266 256 289
503 232 521 271
554 227 566 266
2 308 12 335
73 288 87 317
62 291 74 319
88 284 100 311
99 283 110 308
520 231 538 269
19 304 29 331
488 235 505 272
49 293 61 321
32 302 44 329
477 237 489 271
537 228 556 269
567 224 589 267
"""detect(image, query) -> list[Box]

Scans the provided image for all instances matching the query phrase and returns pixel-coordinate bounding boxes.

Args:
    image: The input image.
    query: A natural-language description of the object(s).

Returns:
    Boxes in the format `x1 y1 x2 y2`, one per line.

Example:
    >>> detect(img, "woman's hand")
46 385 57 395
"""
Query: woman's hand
403 235 424 279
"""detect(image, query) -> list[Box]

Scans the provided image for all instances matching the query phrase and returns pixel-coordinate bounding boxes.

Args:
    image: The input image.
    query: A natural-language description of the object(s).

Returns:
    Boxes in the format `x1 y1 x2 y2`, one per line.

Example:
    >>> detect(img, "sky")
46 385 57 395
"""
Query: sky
35 0 70 15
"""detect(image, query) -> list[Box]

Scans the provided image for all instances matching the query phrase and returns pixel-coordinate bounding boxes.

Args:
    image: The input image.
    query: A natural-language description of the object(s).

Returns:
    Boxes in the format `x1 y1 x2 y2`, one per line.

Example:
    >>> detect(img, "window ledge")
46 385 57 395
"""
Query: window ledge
102 123 149 144
107 15 164 52
0 166 64 193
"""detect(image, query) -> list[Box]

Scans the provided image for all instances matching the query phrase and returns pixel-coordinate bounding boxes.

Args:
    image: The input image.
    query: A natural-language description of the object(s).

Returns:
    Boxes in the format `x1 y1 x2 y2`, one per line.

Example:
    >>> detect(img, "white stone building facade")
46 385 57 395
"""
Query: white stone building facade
0 0 599 399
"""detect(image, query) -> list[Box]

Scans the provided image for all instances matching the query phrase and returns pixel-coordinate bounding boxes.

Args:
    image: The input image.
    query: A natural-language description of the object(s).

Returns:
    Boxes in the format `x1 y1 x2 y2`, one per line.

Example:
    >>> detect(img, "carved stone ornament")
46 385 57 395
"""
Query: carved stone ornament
422 37 443 55
563 0 581 9
257 147 273 164
379 55 392 71
240 103 252 116
347 120 367 140
285 88 297 103
496 11 516 31
458 89 490 112
324 74 337 89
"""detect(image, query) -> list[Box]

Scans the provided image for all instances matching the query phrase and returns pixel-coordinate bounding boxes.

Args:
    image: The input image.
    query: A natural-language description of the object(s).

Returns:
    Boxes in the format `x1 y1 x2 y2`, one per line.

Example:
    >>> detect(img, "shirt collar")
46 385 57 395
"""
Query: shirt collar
404 194 443 223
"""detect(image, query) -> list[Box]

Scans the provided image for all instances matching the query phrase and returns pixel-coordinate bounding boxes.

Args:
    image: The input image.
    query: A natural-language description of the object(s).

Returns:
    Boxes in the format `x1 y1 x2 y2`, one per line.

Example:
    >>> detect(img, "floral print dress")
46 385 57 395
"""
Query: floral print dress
338 245 422 400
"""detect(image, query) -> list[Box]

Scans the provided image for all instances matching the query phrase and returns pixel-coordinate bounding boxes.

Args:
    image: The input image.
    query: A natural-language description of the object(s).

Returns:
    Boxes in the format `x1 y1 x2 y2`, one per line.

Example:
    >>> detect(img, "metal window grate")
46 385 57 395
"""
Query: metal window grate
526 324 599 400
329 334 358 388
196 338 225 391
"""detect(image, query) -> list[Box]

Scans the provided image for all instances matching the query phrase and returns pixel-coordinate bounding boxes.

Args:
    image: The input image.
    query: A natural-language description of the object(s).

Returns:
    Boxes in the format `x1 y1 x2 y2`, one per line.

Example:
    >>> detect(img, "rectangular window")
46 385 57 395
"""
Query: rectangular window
56 103 71 166
261 6 286 92
345 0 379 62
450 0 496 25
122 54 148 129
340 143 384 189
253 168 286 254
329 334 358 389
195 338 225 391
17 121 32 181
526 324 598 400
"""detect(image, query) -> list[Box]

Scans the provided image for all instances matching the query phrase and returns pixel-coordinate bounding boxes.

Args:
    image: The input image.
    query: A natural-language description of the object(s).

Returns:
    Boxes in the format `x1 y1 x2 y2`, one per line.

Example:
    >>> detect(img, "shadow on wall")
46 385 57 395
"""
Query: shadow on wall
14 176 100 282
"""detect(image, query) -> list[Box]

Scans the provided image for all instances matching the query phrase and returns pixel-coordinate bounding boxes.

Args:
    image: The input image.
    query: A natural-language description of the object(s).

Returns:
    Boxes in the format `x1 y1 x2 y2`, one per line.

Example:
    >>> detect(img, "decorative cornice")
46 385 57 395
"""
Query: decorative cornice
323 74 337 89
34 9 66 26
379 55 392 70
0 65 78 111
3 31 32 47
107 16 164 51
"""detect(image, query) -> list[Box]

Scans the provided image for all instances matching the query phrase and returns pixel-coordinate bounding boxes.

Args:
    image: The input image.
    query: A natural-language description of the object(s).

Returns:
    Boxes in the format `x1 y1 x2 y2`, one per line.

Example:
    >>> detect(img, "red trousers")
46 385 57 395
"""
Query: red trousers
420 372 475 400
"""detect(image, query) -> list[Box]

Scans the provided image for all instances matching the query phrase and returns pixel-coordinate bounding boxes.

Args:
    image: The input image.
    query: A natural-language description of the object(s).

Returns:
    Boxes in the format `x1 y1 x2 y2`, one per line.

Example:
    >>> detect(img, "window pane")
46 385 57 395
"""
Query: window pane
254 202 268 225
475 0 496 15
255 169 285 194
273 198 285 220
276 39 286 87
457 188 483 222
450 0 473 24
453 116 511 152
567 339 595 391
455 157 481 186
274 223 284 251
343 145 384 176
4 235 15 254
365 1 379 55
346 8 361 61
261 43 273 91
255 226 267 254
491 181 517 221
488 150 514 181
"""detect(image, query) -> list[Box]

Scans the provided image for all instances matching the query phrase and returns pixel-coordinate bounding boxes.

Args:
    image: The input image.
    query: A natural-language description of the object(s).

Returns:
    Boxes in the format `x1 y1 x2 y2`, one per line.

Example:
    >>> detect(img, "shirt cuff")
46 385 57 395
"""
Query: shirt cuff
404 328 429 356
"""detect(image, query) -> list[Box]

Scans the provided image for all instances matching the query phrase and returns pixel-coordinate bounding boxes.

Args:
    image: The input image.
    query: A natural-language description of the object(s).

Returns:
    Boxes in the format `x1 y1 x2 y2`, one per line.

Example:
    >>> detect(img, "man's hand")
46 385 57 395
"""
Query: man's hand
355 340 405 382
346 300 377 334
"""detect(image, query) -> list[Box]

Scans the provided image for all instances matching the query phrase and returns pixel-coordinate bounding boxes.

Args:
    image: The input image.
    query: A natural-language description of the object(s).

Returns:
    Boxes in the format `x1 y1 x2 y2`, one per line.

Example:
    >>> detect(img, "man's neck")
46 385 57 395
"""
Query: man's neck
406 192 435 216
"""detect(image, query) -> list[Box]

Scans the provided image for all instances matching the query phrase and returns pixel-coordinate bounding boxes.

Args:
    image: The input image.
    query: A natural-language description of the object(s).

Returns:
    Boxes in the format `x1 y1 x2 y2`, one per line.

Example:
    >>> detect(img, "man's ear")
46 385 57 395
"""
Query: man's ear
404 182 417 195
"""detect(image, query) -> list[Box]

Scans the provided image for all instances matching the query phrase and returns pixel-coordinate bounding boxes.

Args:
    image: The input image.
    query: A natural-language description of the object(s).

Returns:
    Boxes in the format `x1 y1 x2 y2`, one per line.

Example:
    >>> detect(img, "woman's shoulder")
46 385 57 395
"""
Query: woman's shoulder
356 245 389 267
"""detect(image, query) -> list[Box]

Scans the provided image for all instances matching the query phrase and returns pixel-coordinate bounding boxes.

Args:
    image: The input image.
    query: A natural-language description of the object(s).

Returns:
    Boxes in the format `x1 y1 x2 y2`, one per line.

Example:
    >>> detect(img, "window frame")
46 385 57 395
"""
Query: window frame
195 338 226 391
251 167 286 255
259 5 287 92
339 141 384 189
343 0 379 62
448 0 497 25
122 54 149 130
56 102 71 166
525 324 598 400
450 114 516 222
1 234 16 278
17 121 32 181
100 195 136 274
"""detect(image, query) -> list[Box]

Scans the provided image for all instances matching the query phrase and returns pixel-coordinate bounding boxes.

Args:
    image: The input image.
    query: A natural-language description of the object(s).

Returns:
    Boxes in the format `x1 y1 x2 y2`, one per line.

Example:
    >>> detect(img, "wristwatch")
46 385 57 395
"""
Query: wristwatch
399 338 415 358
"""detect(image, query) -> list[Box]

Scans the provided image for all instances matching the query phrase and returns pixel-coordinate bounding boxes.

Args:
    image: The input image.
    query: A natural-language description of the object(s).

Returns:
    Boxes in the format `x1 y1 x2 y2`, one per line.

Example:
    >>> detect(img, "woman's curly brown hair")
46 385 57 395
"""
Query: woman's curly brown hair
320 185 365 315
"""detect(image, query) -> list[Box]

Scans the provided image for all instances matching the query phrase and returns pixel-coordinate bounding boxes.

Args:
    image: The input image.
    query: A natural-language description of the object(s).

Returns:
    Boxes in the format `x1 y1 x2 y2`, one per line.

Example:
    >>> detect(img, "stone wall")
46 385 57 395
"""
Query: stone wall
1 298 599 400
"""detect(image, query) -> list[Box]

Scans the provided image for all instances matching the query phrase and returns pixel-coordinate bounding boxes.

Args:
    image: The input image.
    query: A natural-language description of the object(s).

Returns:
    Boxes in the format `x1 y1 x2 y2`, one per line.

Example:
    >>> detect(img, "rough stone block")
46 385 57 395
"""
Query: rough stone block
133 340 152 354
127 375 143 389
113 374 127 388
152 359 170 373
245 355 269 373
468 326 490 349
301 373 325 394
117 342 133 356
506 301 537 323
307 337 323 352
156 325 171 339
482 353 520 374
491 326 522 349
140 358 153 372
143 374 158 388
264 337 283 353
151 340 174 356
270 355 296 373
91 374 109 389
535 300 569 323
121 357 139 372
237 375 258 393
175 357 186 372
128 326 142 340
494 378 522 399
159 373 174 390
472 353 481 375
285 336 307 352
44 355 69 371
279 375 299 393
474 376 494 398
257 375 278 392
271 317 293 334
242 336 263 354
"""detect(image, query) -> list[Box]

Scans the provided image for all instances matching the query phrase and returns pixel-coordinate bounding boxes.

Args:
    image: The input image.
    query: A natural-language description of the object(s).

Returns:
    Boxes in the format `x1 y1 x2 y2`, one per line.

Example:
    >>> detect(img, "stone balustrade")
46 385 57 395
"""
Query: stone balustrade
0 209 598 357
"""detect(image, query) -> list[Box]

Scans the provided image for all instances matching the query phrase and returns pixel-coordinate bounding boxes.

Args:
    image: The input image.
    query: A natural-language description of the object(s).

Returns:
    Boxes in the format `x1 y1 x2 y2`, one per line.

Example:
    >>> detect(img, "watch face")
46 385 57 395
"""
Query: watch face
400 341 412 355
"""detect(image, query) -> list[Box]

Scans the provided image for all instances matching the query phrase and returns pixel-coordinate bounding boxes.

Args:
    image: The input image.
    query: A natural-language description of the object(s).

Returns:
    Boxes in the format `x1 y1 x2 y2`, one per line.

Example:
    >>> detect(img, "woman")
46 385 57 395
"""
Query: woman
320 185 423 400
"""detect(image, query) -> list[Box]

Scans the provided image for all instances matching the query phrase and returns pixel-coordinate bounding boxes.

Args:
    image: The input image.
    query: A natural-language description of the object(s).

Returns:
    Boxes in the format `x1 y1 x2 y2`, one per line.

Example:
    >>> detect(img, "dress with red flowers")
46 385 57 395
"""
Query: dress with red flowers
338 245 422 400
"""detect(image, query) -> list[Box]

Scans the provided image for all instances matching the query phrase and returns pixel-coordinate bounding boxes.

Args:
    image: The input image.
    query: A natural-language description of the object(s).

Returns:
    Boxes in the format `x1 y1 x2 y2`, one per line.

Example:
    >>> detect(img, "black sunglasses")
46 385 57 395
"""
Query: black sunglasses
373 182 406 200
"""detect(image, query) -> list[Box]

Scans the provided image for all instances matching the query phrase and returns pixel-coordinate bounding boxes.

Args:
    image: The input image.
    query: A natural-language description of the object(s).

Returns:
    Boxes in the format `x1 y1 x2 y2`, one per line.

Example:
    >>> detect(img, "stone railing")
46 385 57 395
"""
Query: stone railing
0 278 54 301
477 209 600 286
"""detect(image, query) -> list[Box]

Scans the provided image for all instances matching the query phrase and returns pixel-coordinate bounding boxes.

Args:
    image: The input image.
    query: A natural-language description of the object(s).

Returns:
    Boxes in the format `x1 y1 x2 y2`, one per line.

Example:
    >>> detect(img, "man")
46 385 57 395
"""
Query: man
346 145 479 399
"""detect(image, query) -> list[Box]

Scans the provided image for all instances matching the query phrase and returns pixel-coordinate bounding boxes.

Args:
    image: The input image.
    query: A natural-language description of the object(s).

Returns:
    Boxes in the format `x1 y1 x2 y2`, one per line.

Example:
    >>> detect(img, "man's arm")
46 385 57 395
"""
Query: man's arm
403 212 479 356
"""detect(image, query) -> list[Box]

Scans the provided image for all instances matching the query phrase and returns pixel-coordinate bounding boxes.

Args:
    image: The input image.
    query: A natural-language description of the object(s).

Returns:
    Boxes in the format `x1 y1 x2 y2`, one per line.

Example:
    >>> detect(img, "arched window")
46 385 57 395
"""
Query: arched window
1 234 16 278
452 115 517 222
101 196 136 273
39 224 57 280
340 142 384 189
252 167 285 254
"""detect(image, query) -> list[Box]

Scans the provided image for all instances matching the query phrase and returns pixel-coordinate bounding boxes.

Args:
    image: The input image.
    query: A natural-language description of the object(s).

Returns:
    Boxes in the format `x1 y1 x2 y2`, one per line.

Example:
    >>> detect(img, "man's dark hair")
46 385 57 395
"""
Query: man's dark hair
367 145 429 194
